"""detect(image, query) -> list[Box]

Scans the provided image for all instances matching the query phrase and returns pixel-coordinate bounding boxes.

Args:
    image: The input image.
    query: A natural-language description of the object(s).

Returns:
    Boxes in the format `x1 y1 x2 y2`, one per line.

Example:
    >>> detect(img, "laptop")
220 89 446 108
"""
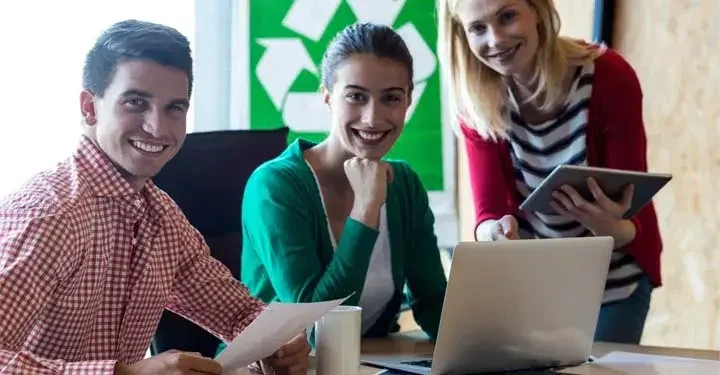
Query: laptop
362 236 614 374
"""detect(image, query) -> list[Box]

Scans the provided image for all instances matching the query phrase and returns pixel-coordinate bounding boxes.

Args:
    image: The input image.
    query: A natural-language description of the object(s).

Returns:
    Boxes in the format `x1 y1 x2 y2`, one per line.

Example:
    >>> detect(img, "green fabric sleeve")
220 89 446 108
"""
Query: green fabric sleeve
400 163 448 341
242 165 378 306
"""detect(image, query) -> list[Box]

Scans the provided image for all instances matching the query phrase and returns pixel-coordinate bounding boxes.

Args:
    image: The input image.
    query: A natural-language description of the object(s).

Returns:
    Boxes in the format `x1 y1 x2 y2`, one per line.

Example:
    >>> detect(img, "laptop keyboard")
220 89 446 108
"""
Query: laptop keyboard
400 359 564 374
402 359 433 367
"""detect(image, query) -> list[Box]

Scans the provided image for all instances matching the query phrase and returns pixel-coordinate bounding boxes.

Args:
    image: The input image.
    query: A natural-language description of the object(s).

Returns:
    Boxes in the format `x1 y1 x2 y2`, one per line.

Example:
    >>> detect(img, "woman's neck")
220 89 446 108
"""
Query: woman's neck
508 71 541 104
305 139 352 187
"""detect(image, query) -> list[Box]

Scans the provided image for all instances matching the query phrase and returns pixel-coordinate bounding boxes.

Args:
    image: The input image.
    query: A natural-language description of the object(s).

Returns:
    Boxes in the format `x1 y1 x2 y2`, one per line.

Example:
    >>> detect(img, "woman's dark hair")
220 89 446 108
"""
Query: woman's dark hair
320 22 414 92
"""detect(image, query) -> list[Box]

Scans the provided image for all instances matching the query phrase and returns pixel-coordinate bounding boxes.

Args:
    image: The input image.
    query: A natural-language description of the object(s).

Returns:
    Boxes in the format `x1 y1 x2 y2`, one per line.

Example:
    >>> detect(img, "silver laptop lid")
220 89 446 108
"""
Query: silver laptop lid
431 236 614 374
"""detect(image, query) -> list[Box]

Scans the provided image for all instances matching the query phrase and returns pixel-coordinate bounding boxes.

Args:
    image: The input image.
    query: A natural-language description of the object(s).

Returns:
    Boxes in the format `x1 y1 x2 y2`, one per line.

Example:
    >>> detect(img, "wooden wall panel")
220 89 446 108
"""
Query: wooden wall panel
555 0 595 40
613 0 720 349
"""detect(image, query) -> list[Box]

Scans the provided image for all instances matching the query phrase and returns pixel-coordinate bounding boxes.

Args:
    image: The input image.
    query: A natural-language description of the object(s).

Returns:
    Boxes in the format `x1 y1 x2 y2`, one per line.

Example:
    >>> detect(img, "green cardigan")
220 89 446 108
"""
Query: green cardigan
240 139 447 340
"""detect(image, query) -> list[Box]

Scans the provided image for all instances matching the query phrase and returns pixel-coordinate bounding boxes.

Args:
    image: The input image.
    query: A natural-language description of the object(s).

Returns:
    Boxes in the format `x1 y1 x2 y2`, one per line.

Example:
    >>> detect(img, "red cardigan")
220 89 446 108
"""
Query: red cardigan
460 48 663 287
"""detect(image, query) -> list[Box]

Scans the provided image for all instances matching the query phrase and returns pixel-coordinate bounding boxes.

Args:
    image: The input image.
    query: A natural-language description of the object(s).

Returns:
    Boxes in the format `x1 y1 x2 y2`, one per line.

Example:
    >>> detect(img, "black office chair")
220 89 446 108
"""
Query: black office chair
150 127 289 357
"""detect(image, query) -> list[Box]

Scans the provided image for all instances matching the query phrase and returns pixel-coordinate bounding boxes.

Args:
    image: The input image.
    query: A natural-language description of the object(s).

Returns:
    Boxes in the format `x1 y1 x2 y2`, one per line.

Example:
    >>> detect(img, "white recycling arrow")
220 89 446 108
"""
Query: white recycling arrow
283 92 332 132
346 0 407 26
282 0 343 42
406 81 427 122
256 38 318 110
396 23 437 82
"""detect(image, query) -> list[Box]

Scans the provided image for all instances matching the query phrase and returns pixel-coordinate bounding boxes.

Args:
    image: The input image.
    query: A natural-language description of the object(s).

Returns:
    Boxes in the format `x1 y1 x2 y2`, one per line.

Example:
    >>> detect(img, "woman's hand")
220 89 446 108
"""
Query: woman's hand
344 157 393 229
476 215 519 241
550 177 637 248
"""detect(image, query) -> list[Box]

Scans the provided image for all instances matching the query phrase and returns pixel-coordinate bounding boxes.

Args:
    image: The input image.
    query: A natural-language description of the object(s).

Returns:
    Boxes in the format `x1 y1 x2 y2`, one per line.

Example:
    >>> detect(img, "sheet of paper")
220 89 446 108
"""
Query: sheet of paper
215 295 350 372
560 351 720 375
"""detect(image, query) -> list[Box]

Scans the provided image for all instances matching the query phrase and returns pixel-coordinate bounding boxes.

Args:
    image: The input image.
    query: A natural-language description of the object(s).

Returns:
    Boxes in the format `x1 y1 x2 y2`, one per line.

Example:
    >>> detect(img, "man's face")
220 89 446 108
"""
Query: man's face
80 60 190 190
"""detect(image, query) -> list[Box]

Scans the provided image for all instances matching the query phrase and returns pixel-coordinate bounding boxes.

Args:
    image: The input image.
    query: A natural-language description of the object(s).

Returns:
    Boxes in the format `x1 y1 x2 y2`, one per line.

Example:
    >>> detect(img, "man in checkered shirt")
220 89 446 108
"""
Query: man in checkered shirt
0 20 310 375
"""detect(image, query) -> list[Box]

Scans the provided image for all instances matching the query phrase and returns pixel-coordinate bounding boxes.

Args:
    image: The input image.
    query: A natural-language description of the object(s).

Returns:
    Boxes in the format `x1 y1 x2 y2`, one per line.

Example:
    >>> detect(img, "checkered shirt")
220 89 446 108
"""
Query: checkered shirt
0 137 266 374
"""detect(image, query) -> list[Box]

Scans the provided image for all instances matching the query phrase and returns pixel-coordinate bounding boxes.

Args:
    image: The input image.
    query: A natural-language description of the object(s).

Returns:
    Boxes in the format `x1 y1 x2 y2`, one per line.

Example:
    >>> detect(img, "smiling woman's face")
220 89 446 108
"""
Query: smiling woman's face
324 53 412 160
455 0 540 79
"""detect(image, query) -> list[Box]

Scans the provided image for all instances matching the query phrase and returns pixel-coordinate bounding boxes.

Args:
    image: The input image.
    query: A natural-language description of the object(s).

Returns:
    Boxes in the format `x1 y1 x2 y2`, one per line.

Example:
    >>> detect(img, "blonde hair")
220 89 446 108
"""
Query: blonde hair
437 0 602 141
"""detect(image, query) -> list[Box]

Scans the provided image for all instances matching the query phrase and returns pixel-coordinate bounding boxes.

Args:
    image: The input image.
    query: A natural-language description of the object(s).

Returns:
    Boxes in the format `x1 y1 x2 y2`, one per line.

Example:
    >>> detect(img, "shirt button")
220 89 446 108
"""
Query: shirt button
131 237 138 246
134 199 142 208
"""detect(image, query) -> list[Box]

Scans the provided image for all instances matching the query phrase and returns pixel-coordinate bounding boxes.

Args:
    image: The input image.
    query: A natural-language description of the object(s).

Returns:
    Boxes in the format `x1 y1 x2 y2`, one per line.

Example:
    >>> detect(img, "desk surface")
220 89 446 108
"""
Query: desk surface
356 330 720 374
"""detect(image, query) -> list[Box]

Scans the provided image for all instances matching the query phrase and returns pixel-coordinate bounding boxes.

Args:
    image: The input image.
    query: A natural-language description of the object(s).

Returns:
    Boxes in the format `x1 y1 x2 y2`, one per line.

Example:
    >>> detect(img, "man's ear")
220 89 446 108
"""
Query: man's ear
80 90 98 126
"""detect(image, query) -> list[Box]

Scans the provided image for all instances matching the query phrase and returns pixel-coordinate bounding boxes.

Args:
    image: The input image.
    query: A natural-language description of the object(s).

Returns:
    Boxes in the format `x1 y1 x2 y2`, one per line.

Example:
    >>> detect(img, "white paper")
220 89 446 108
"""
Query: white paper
215 295 350 372
560 351 720 375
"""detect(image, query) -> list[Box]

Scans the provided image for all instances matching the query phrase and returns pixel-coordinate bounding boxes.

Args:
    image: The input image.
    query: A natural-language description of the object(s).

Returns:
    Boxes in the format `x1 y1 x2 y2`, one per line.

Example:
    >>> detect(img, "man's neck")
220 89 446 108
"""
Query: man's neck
128 178 148 192
82 134 148 193
116 168 148 192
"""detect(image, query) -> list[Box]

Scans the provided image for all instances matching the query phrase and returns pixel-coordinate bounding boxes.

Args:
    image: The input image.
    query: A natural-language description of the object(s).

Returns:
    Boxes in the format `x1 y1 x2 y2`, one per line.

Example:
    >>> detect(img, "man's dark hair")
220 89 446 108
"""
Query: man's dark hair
82 19 193 97
321 22 414 93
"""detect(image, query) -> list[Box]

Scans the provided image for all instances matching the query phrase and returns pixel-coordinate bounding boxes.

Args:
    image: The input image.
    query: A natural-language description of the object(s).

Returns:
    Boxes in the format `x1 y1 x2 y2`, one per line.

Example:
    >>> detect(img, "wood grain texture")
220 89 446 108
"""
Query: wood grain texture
555 0 596 40
613 0 720 350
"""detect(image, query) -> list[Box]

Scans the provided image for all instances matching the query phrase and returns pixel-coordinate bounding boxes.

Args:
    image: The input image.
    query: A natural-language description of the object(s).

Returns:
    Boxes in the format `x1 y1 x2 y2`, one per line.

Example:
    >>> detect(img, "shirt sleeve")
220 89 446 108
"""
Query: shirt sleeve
399 163 448 341
242 165 379 308
0 351 116 375
460 122 516 235
0 208 116 374
165 222 267 343
596 51 663 260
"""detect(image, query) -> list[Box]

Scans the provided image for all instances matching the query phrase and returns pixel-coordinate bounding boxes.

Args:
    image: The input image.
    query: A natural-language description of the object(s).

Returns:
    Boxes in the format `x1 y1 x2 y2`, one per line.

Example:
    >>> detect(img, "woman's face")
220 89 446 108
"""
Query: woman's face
455 0 540 80
324 53 412 160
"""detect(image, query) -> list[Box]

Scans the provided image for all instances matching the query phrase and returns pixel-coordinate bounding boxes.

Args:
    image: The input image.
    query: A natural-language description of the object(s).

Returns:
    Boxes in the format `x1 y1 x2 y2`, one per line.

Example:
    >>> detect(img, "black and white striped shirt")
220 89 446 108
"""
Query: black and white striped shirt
508 61 643 304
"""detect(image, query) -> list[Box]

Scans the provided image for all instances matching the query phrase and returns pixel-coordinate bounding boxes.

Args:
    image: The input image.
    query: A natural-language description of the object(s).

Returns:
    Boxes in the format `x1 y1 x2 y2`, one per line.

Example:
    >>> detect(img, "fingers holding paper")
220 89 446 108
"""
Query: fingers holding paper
261 331 311 374
550 177 636 248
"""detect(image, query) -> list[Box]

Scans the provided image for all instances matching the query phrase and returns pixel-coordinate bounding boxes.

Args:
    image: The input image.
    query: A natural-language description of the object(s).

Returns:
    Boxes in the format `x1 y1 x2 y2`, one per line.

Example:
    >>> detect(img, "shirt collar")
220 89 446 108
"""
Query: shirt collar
74 136 140 198
73 136 173 220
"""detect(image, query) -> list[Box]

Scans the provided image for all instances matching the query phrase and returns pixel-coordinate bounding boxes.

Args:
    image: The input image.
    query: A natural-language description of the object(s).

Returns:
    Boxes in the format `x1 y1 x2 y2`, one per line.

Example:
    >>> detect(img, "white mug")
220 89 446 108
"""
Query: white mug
314 305 362 375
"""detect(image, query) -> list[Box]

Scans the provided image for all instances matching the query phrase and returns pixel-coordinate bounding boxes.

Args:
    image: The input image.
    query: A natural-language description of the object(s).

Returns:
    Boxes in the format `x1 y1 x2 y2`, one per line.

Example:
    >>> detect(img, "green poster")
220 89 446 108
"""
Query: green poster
248 0 443 191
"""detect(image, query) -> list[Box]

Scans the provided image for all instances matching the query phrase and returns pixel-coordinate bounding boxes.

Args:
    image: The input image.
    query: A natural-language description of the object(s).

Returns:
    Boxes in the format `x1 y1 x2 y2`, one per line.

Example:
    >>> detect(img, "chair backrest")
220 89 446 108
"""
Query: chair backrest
150 127 289 357
153 127 289 276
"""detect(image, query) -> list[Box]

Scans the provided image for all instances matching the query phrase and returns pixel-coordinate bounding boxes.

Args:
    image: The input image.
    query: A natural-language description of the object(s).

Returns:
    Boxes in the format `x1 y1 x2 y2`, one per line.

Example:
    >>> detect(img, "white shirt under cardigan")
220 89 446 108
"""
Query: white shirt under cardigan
305 162 395 334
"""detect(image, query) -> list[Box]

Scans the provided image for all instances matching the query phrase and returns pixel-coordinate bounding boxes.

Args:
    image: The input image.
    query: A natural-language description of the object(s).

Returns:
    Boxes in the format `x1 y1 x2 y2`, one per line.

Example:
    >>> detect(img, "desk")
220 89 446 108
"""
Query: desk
356 330 720 374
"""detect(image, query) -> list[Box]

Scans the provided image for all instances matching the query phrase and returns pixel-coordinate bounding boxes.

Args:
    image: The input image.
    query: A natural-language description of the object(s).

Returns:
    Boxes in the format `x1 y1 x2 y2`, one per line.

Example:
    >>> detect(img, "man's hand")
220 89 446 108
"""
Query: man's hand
258 332 311 375
115 350 222 375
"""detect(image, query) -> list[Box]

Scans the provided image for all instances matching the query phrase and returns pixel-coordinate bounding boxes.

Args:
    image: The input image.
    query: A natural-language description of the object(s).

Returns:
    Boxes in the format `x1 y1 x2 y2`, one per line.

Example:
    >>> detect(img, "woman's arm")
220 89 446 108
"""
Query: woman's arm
595 51 663 257
397 163 447 341
241 164 378 307
460 122 516 240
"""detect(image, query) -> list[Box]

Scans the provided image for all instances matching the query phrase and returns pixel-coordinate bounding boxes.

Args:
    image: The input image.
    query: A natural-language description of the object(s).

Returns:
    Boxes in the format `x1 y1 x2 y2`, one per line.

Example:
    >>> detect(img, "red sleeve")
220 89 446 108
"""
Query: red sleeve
459 121 515 237
0 211 117 374
595 50 663 285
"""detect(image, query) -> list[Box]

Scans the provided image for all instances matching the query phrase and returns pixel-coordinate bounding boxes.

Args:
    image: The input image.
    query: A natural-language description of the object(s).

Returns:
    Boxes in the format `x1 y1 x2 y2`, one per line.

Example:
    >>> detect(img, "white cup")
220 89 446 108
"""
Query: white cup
314 305 362 375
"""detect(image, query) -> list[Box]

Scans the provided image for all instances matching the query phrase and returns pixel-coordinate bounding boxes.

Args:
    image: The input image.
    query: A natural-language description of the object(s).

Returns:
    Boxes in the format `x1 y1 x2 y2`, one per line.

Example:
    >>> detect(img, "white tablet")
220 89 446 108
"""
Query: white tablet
519 165 672 219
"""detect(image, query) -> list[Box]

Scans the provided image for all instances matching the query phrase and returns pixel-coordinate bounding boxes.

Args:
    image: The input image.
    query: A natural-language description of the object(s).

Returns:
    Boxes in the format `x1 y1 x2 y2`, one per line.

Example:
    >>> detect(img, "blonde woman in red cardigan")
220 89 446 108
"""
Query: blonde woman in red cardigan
437 0 662 344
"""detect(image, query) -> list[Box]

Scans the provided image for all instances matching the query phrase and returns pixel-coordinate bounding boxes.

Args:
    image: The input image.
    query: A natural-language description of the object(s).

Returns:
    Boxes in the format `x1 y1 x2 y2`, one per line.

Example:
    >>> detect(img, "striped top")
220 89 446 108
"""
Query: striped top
507 61 643 304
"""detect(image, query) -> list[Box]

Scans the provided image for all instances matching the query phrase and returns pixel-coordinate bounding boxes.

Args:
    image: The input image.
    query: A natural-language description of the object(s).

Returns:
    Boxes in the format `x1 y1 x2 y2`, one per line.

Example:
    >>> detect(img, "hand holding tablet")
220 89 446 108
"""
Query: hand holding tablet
520 165 672 220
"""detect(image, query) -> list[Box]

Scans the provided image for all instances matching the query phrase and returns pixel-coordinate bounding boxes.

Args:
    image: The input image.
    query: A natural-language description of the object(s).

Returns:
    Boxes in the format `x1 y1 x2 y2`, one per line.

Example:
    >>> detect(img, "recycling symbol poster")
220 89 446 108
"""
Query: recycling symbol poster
243 0 458 246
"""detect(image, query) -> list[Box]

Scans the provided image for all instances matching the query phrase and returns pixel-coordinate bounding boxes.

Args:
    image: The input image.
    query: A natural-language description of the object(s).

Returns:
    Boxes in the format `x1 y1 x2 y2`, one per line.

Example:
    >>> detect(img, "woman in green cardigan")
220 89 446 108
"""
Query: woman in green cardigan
240 22 448 340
